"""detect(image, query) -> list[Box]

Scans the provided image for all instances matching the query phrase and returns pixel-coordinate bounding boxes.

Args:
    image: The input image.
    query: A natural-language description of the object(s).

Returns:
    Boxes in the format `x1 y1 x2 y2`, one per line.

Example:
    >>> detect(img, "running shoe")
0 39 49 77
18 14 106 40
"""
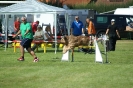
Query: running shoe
17 56 24 61
33 57 39 62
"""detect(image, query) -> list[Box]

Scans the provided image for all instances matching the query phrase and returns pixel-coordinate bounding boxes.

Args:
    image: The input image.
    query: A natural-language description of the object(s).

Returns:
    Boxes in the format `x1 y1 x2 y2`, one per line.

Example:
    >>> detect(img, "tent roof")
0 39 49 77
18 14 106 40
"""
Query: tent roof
0 0 66 14
114 8 133 15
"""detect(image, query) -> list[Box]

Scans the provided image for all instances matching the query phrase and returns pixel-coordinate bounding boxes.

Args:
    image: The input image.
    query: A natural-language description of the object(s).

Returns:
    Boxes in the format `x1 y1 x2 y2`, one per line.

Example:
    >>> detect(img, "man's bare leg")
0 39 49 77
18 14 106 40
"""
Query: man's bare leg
20 45 24 57
27 47 37 58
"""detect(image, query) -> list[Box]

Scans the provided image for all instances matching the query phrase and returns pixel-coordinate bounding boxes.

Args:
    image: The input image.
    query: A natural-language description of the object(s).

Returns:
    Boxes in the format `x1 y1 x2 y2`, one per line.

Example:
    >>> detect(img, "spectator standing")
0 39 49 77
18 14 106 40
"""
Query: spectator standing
85 18 96 52
13 17 39 62
70 16 84 51
31 25 44 51
86 18 96 36
14 17 20 34
14 17 21 40
71 16 84 36
31 20 39 35
106 19 120 51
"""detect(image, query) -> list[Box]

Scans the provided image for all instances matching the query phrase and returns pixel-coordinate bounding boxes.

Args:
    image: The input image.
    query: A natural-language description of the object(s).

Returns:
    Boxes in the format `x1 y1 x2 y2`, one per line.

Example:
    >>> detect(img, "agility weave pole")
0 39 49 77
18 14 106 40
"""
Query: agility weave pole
63 36 98 62
65 37 104 62
62 36 109 63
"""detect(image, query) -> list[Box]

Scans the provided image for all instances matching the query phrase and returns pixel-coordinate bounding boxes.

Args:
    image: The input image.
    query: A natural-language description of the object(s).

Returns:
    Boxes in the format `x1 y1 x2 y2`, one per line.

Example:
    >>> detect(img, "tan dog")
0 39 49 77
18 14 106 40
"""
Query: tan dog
60 35 90 54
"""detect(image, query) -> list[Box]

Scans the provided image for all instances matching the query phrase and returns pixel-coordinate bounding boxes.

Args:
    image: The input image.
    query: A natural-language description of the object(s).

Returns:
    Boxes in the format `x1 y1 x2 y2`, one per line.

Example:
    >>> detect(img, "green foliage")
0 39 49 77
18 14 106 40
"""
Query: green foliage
71 0 133 13
42 0 63 8
0 40 133 88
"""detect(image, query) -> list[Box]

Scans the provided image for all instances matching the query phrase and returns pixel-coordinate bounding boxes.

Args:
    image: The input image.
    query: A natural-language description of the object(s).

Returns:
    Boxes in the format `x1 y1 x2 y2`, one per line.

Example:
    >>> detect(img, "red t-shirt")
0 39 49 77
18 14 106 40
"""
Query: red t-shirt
14 21 20 32
32 22 38 33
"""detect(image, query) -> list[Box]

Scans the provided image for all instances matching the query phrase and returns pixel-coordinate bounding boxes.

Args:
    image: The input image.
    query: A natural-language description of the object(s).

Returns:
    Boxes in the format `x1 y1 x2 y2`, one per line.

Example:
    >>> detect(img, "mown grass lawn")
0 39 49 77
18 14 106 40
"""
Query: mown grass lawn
0 40 133 88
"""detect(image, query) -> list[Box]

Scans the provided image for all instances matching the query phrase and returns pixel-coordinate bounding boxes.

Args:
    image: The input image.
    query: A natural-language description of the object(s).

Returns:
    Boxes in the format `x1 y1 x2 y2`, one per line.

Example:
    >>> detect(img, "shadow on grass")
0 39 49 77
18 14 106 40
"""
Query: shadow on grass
41 57 61 62
101 51 106 55
35 49 63 53
101 50 110 55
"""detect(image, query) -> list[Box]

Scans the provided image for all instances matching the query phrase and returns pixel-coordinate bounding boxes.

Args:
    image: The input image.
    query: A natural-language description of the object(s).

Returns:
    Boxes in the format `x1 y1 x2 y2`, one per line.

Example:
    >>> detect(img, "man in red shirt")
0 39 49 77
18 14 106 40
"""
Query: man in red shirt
14 17 20 34
31 21 39 35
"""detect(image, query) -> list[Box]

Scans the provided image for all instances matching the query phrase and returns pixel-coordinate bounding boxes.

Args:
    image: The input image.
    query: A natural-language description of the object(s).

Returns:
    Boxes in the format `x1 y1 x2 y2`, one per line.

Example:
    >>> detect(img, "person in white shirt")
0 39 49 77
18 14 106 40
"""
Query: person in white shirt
44 25 53 41
31 25 44 51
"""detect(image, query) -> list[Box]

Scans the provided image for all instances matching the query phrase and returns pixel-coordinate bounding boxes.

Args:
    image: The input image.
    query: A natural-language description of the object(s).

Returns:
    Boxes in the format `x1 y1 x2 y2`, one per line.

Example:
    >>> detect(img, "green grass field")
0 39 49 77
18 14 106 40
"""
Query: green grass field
0 40 133 88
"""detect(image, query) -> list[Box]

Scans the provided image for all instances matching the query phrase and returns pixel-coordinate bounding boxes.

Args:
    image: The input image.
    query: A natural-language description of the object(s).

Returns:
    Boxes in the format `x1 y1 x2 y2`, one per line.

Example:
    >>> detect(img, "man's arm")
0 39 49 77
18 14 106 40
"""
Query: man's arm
87 22 92 34
82 28 84 34
106 29 109 35
13 30 21 38
24 30 30 36
116 30 120 38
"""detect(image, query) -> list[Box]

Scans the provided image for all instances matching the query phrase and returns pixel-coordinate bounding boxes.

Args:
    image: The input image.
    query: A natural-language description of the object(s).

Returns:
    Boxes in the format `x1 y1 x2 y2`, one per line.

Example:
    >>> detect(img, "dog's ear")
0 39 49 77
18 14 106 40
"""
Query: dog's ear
63 35 69 45
64 35 68 40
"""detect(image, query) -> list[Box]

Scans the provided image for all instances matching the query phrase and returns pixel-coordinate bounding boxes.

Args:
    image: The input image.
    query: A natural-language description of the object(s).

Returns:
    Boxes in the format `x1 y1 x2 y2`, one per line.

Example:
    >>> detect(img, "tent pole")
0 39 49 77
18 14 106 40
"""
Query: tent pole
54 13 57 54
65 13 69 35
4 14 8 51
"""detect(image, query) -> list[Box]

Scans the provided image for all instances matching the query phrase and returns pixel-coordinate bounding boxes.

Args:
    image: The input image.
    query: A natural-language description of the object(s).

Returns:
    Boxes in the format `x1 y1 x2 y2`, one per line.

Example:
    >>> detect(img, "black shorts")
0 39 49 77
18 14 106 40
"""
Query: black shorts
20 38 33 49
73 34 81 36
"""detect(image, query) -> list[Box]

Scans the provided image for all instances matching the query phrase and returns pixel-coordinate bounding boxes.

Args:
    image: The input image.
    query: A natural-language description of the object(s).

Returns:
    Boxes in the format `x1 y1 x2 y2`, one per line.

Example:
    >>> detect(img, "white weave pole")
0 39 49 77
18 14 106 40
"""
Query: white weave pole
95 38 103 63
4 14 8 51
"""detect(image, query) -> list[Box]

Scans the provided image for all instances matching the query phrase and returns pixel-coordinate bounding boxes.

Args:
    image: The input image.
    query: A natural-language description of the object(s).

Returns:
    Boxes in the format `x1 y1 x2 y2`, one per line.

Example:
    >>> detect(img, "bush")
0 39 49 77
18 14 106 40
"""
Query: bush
71 0 133 13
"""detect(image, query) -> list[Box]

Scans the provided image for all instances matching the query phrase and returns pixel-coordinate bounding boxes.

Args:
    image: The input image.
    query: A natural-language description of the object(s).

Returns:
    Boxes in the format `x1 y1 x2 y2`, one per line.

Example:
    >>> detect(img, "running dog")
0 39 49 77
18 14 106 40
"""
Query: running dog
60 35 90 54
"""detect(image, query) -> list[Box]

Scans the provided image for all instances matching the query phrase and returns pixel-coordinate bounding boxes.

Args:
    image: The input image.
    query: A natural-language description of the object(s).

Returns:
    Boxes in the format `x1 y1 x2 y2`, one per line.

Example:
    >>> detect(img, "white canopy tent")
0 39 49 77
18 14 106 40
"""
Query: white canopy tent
0 0 66 13
0 0 66 53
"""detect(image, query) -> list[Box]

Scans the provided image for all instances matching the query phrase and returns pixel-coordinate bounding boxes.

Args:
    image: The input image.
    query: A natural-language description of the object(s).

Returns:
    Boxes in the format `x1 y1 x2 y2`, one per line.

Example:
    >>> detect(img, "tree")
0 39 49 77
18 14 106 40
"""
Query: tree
89 0 97 3
41 0 63 7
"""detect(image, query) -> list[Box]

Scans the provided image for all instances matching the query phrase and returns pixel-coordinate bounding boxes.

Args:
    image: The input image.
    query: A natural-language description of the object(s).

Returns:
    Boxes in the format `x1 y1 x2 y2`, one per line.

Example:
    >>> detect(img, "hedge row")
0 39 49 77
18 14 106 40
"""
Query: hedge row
70 0 133 13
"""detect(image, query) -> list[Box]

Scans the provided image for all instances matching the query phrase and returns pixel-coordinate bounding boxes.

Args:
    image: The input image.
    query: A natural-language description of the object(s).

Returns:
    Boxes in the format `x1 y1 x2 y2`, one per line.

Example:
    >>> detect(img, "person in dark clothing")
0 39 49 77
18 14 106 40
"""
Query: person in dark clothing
106 19 120 51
